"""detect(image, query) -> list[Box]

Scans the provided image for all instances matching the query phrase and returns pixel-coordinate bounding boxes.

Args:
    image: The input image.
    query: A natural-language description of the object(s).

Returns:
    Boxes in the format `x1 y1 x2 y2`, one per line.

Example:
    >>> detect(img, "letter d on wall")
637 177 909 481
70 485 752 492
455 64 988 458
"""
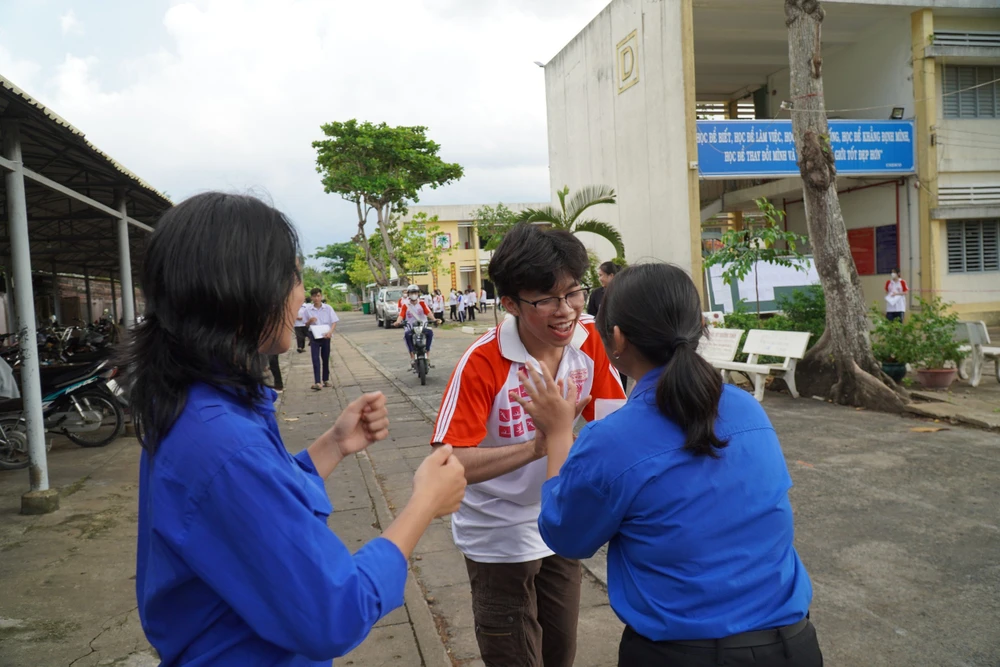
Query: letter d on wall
617 30 639 94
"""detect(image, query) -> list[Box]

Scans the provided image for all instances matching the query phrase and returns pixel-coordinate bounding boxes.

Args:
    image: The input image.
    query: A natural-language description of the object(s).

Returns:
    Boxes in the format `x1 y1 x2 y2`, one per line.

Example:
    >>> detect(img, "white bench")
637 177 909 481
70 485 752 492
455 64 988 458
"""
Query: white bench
956 320 1000 387
698 328 743 366
706 329 811 401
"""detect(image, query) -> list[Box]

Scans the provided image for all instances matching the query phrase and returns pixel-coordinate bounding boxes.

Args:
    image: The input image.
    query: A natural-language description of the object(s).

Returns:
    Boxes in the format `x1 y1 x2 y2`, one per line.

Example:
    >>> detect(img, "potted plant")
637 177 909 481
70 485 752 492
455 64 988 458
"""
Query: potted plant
870 309 917 383
908 297 967 389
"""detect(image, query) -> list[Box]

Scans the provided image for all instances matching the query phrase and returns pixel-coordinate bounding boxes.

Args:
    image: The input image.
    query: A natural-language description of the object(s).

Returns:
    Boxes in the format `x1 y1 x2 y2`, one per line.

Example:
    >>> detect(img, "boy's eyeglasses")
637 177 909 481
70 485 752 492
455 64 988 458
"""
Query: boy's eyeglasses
516 288 589 315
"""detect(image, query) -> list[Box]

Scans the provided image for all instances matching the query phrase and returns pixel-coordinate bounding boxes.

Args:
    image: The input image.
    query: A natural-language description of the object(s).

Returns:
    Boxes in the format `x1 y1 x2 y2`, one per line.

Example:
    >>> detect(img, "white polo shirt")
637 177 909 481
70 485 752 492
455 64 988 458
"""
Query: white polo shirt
303 303 339 328
432 314 625 563
294 304 308 327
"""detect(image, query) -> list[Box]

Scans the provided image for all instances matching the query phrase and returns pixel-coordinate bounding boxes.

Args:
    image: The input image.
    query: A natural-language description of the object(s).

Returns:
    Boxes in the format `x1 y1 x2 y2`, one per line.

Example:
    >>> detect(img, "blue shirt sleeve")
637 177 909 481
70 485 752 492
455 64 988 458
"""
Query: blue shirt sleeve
538 423 629 559
293 448 328 499
181 446 407 661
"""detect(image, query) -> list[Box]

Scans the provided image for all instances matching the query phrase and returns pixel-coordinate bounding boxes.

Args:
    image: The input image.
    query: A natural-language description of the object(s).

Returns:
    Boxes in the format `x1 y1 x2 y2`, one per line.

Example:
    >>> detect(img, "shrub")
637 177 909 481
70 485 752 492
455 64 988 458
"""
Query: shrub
908 296 967 369
870 307 919 365
775 285 825 348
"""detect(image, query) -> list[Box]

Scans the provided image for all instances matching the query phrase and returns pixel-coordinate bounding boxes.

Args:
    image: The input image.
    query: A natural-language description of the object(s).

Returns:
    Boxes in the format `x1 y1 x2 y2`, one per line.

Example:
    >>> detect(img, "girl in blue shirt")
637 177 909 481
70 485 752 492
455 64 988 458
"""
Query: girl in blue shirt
517 263 823 666
123 192 467 665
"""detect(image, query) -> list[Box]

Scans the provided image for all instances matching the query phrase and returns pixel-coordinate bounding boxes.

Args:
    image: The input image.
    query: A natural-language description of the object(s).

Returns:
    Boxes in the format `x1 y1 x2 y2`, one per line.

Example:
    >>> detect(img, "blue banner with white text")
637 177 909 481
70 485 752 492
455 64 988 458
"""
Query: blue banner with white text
696 119 915 178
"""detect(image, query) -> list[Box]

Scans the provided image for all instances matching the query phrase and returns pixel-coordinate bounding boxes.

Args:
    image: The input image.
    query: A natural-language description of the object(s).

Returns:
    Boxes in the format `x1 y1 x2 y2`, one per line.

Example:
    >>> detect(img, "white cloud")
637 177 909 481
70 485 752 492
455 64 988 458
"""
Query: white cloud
0 44 42 91
27 0 609 254
59 10 83 36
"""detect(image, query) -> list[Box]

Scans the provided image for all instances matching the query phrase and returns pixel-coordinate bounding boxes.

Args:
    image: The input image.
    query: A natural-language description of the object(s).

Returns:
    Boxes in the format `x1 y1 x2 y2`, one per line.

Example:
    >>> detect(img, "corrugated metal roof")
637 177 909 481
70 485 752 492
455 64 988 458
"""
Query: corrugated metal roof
0 72 172 206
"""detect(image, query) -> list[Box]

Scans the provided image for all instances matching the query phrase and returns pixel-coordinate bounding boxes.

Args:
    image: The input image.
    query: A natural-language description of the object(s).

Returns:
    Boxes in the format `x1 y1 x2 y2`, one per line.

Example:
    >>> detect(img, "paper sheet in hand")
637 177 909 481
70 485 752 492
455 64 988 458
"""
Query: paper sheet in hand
594 398 627 420
310 324 331 338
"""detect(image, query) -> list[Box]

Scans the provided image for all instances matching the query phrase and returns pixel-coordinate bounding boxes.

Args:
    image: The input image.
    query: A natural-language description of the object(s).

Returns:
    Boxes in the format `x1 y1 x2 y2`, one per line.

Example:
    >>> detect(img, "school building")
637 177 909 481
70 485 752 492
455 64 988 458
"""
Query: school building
543 0 1000 322
400 203 548 297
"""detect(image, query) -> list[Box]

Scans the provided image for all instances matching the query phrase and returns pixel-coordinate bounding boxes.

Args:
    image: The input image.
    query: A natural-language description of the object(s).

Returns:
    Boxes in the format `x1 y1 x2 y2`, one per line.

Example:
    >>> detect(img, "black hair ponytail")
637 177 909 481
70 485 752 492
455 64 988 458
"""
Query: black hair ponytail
596 263 728 457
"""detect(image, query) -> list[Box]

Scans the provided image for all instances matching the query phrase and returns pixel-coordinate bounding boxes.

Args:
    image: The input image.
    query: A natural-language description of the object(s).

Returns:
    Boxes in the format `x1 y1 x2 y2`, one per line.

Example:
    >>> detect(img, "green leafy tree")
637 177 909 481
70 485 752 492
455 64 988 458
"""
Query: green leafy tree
312 242 358 286
312 120 464 285
340 213 448 287
516 185 624 259
703 197 809 317
472 203 519 251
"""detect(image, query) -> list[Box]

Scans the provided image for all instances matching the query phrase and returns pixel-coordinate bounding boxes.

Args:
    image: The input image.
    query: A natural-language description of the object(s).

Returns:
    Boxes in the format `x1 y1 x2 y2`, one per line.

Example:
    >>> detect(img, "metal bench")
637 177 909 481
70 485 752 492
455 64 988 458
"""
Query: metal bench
956 320 1000 387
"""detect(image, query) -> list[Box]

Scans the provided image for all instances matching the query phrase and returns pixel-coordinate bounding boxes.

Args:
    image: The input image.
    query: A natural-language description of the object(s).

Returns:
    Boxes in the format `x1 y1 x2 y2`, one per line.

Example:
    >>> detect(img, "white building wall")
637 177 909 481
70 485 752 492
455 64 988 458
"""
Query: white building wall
545 0 693 270
766 14 914 121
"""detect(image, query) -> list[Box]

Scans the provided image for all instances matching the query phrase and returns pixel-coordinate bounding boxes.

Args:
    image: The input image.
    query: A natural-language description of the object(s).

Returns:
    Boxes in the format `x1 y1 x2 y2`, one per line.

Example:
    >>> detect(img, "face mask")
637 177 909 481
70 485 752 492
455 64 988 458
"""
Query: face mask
891 273 899 280
409 294 419 302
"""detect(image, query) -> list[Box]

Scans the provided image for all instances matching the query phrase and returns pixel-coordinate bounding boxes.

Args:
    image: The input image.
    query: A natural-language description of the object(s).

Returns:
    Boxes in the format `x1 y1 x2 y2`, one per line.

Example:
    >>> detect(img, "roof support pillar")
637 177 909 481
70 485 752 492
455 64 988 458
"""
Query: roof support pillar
83 265 93 324
51 262 61 325
115 194 135 329
2 120 57 513
110 271 118 322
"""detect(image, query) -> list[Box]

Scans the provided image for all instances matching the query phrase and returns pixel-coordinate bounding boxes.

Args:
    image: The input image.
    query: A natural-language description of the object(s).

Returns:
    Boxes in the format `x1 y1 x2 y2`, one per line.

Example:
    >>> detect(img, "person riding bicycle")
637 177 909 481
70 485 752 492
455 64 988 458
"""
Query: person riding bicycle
394 285 434 368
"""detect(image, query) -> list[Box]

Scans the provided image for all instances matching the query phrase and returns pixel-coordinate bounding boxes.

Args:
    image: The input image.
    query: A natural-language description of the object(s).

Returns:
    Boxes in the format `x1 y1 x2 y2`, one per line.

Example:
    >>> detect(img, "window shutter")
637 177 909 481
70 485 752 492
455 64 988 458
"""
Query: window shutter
947 221 965 273
982 220 999 272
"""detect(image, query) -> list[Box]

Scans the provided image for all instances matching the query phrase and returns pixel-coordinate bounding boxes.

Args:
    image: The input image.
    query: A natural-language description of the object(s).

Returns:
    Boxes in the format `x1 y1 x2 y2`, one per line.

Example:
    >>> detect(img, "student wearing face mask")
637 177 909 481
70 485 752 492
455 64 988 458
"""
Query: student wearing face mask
884 269 908 322
394 285 435 368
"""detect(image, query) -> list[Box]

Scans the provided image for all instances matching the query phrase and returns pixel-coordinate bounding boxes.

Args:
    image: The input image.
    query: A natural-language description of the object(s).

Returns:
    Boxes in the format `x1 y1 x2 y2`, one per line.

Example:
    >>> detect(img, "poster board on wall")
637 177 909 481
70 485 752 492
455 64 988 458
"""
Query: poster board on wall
875 225 899 275
705 257 820 314
848 227 876 276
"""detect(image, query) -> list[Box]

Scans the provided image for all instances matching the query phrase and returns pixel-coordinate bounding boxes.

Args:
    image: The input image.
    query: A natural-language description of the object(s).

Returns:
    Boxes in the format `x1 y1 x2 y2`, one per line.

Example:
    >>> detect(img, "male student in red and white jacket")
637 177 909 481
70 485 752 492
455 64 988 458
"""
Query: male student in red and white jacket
432 224 625 667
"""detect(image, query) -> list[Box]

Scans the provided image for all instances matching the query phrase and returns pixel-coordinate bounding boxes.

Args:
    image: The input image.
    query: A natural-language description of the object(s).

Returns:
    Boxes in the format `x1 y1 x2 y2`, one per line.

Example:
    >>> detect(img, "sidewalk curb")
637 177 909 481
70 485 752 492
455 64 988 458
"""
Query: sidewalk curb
357 450 453 667
338 332 610 593
339 333 440 424
326 342 452 667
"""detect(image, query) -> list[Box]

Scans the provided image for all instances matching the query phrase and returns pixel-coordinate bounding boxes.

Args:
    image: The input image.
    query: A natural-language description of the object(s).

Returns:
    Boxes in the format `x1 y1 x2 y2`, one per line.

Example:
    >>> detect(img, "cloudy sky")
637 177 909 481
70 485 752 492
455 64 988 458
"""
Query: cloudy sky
0 0 609 257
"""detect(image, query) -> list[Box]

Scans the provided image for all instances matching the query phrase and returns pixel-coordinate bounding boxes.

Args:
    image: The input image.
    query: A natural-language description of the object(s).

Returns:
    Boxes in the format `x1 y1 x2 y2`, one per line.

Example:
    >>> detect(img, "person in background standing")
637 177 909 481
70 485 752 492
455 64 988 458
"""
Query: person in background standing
885 268 908 322
305 288 338 391
293 300 308 353
479 288 488 314
588 261 628 391
432 290 446 326
449 290 459 321
465 289 477 321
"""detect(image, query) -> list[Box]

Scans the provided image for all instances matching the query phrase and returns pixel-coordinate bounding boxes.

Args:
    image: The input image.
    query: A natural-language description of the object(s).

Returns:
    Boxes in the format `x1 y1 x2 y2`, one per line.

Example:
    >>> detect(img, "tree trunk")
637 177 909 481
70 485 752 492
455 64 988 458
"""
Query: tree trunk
785 0 908 411
374 201 405 279
355 202 388 285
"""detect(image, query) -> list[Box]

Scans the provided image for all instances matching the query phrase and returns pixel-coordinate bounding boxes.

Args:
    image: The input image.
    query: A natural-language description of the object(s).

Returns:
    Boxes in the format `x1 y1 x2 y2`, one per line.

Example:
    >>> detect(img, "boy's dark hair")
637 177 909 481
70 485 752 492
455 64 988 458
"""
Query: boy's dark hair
310 287 323 296
488 223 588 298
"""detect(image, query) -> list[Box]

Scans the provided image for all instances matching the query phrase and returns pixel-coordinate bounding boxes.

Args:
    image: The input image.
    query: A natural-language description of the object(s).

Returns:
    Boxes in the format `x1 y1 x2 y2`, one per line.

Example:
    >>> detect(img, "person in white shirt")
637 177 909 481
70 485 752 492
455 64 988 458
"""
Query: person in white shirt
479 288 488 314
294 302 309 353
431 290 446 326
884 268 909 322
303 288 339 391
448 290 459 321
464 289 477 322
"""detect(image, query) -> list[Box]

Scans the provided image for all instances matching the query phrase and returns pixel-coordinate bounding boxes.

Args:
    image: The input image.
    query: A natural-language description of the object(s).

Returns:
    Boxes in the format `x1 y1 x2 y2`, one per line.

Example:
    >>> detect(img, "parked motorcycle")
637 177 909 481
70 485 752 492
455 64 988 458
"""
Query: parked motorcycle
0 360 125 470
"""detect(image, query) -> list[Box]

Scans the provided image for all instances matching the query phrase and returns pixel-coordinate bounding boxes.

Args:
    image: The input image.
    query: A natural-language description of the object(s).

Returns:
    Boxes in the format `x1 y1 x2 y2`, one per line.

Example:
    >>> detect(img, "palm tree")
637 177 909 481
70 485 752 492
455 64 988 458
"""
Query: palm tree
515 185 624 259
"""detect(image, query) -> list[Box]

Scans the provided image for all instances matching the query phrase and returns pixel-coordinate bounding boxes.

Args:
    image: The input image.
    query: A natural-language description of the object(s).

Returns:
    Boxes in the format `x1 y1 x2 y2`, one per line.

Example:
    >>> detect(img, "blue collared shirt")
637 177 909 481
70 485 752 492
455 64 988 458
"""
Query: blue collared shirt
539 368 813 641
136 383 406 665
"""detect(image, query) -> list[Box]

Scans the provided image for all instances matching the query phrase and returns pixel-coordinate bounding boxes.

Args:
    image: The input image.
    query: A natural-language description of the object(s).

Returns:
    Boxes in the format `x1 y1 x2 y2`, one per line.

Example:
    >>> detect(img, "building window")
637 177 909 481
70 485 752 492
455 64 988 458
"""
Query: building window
947 219 999 273
942 66 999 119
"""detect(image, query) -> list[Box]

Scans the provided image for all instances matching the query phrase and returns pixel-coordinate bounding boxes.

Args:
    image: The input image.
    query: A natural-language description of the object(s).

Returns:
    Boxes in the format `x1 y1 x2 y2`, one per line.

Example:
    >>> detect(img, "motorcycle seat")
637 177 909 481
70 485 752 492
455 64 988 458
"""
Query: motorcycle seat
0 397 24 413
